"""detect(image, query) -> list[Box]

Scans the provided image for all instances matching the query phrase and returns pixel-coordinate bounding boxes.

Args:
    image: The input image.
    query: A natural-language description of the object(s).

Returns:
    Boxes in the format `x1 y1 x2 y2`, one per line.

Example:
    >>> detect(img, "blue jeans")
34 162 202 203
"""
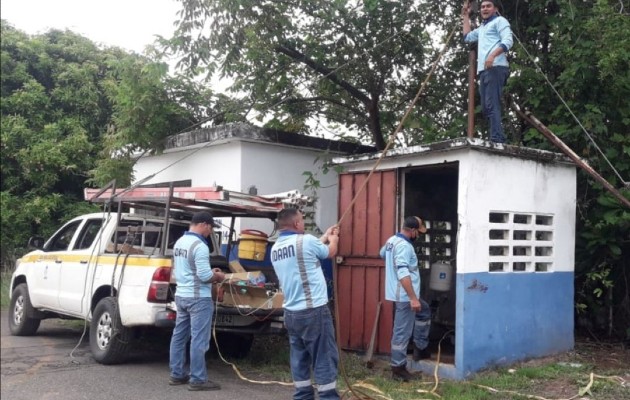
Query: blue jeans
479 66 510 143
284 305 339 400
169 296 214 384
391 299 431 367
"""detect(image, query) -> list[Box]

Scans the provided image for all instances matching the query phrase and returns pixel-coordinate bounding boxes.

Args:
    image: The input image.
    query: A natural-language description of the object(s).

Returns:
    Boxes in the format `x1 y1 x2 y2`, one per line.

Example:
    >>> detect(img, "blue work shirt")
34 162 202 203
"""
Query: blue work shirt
271 231 330 311
172 232 214 298
464 14 513 74
380 233 420 302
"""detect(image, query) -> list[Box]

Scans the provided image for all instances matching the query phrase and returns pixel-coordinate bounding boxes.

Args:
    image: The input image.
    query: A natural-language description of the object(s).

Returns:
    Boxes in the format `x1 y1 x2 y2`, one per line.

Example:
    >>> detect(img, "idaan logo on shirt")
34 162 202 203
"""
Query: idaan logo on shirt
272 244 295 261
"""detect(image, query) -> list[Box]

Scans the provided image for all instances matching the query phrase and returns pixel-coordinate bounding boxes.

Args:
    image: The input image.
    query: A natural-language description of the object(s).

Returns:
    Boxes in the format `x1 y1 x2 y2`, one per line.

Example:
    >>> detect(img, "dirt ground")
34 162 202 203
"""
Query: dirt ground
512 339 629 399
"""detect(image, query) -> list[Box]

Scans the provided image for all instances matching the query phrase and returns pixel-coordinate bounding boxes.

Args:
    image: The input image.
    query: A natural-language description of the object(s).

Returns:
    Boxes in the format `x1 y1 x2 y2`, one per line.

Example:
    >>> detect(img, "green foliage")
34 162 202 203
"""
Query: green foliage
0 22 203 266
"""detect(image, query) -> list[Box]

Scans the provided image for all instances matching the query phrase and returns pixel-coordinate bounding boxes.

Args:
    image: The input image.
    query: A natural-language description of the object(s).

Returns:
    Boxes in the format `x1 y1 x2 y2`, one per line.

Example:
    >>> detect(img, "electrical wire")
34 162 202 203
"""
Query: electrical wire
211 278 293 387
506 14 628 186
69 207 114 360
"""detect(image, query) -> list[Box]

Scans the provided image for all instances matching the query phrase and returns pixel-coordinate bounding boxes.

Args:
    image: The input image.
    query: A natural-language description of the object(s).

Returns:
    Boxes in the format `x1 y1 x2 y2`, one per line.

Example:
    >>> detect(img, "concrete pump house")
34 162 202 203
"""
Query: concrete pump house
332 138 577 379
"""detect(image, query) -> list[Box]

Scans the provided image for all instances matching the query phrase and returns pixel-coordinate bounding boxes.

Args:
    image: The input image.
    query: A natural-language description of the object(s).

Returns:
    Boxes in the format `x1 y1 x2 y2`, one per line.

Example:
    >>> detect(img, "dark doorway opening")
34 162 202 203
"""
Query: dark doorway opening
403 162 459 365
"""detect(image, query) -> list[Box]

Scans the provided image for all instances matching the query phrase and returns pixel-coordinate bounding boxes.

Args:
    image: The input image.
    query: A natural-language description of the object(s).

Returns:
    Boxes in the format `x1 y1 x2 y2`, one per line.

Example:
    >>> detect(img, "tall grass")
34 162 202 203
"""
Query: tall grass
1 267 13 310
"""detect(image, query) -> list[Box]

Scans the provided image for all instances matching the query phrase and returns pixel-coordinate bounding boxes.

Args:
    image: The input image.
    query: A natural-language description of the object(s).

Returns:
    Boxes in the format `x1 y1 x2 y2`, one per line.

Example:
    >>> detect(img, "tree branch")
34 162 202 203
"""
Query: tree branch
274 44 371 105
280 96 364 117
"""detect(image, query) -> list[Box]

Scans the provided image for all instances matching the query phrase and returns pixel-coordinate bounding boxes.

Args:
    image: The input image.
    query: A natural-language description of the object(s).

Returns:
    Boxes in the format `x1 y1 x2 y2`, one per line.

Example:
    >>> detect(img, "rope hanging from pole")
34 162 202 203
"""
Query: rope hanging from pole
333 25 459 400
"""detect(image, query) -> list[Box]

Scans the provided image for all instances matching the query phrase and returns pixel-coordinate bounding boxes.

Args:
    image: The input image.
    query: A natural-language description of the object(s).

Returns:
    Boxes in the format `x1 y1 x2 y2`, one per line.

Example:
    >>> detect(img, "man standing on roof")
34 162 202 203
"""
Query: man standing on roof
169 211 225 391
463 0 513 144
271 209 340 400
381 216 432 382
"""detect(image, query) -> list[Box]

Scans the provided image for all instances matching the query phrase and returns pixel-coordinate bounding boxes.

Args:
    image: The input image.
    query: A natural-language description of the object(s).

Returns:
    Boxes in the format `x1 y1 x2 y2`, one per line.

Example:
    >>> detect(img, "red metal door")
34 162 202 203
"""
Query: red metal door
336 169 397 354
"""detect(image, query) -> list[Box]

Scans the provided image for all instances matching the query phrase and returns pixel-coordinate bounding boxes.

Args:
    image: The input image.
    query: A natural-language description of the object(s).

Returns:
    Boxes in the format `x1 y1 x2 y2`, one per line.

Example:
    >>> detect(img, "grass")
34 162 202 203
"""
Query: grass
235 337 629 400
226 335 293 383
1 267 13 310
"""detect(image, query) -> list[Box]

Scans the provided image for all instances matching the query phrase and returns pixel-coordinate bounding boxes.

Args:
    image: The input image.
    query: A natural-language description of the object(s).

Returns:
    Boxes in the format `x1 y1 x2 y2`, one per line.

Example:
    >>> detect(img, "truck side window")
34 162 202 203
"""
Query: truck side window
167 225 188 249
46 220 82 252
74 219 104 250
114 220 142 245
144 221 163 248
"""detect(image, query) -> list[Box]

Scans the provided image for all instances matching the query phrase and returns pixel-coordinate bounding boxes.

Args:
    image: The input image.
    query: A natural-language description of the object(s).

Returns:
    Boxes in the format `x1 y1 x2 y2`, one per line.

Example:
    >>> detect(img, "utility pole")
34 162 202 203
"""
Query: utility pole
466 1 478 138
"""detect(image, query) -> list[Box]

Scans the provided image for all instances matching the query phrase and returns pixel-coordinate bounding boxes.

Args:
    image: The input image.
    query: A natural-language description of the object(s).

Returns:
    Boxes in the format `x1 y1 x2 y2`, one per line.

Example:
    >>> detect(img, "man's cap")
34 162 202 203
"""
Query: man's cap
403 216 427 234
191 211 215 226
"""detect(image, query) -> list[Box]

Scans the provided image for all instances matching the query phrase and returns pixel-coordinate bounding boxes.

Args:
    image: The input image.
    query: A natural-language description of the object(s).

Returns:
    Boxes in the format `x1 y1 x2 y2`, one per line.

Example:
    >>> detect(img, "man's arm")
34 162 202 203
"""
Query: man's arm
484 18 513 69
462 1 472 36
484 47 505 69
326 231 339 258
320 225 340 258
193 245 214 283
399 276 421 312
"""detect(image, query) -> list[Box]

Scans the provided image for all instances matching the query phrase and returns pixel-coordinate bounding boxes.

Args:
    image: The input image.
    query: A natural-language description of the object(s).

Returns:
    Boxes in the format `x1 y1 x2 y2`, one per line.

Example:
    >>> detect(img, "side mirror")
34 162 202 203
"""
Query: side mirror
28 236 45 250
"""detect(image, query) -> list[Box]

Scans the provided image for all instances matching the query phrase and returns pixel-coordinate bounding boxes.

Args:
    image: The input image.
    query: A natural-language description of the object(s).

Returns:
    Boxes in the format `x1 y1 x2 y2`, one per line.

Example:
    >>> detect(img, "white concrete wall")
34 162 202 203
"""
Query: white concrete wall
133 142 243 188
456 151 576 274
133 139 338 241
239 141 338 234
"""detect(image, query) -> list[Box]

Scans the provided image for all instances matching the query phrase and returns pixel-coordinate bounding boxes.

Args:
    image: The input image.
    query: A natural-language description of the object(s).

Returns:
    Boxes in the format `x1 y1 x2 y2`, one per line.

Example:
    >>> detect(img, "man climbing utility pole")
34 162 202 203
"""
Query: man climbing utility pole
462 0 513 143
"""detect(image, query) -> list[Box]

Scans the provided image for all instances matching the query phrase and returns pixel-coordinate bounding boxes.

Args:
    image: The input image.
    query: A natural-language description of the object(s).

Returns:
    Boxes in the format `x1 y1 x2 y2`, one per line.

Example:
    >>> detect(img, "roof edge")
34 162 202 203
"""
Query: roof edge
332 138 574 166
165 123 375 155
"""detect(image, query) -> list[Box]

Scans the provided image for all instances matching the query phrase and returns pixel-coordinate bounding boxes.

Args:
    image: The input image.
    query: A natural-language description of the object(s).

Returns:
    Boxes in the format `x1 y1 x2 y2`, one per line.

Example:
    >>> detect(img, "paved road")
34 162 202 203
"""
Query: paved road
1 311 292 400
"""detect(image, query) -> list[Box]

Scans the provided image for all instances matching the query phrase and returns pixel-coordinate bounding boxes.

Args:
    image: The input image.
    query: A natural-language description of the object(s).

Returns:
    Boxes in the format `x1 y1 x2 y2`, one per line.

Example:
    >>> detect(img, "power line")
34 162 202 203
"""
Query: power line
509 25 628 186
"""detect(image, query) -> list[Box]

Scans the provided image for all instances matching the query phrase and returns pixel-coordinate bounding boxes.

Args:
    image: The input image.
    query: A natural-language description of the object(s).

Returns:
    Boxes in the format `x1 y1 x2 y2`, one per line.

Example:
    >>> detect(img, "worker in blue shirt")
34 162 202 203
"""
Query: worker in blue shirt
271 208 340 400
381 216 432 382
463 0 514 143
169 211 225 391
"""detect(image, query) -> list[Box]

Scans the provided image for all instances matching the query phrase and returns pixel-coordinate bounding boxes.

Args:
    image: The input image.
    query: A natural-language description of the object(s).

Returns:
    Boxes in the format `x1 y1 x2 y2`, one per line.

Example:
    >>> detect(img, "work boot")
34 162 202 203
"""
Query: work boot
188 380 221 391
413 344 431 361
168 375 189 386
391 365 415 382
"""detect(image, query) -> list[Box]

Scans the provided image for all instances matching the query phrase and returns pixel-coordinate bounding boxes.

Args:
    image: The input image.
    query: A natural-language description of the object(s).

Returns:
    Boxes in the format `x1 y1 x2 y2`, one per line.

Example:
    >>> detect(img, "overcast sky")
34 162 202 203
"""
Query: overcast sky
1 0 181 53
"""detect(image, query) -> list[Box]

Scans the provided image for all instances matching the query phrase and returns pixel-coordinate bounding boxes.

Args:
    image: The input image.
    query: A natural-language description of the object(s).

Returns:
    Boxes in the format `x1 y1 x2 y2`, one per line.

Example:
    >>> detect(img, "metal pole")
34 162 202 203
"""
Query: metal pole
467 49 477 138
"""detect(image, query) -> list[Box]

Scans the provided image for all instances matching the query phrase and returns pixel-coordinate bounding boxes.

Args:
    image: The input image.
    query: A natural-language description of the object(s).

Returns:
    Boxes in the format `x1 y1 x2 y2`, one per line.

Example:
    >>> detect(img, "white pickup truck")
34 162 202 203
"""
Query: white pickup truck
7 186 292 364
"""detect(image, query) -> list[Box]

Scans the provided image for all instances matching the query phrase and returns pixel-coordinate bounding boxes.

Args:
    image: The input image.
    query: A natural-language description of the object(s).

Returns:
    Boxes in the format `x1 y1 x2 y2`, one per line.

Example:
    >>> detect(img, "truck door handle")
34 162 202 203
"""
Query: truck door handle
80 260 88 264
55 260 62 264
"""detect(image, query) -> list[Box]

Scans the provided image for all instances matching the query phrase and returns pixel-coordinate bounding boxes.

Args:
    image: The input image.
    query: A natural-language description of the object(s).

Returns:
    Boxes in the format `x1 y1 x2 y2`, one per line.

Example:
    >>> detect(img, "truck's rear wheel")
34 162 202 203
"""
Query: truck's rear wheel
90 297 132 364
214 333 253 359
8 283 41 336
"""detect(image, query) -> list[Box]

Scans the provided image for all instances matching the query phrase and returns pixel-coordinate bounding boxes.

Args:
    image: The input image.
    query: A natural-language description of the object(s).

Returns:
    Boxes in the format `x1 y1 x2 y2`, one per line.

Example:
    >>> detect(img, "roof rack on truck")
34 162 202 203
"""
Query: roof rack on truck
84 185 287 219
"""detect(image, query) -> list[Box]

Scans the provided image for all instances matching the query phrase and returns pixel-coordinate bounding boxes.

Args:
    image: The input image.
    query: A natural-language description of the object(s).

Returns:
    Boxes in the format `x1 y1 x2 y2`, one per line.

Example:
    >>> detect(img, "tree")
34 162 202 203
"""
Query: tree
165 0 469 149
0 22 204 265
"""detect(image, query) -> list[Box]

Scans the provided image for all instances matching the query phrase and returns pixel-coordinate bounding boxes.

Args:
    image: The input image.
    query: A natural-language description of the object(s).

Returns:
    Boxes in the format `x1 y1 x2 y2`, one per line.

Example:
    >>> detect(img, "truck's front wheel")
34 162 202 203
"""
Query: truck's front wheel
8 283 41 336
90 297 132 364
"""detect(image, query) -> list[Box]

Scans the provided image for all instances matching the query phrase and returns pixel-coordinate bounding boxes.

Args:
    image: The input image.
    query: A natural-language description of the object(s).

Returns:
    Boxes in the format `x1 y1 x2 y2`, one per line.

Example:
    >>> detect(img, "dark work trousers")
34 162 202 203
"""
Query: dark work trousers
479 66 510 143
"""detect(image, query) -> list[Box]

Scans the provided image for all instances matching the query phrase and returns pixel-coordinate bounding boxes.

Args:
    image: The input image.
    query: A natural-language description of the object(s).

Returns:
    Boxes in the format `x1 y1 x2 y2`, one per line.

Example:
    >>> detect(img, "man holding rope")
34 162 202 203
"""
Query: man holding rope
169 211 225 391
381 216 432 382
463 0 513 144
271 209 340 400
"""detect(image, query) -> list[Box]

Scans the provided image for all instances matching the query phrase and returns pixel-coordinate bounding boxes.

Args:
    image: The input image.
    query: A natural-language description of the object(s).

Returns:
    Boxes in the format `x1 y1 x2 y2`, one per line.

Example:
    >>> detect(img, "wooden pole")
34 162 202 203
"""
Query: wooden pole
467 49 477 138
466 0 478 138
364 301 382 369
